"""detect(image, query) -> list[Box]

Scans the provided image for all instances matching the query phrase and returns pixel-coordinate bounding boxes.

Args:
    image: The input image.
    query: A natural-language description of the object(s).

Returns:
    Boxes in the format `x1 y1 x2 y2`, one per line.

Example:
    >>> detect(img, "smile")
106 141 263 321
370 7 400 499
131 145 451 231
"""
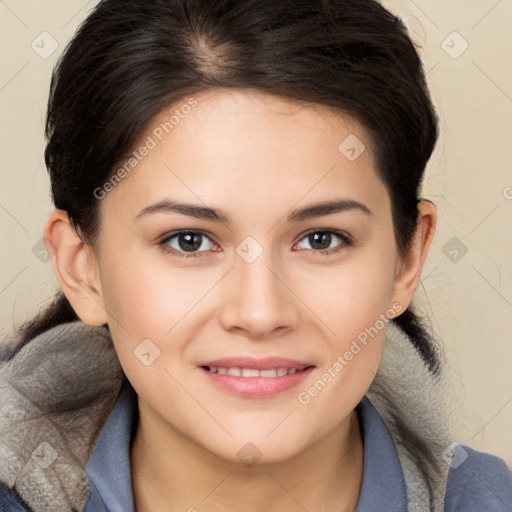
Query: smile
199 359 315 397
205 366 305 377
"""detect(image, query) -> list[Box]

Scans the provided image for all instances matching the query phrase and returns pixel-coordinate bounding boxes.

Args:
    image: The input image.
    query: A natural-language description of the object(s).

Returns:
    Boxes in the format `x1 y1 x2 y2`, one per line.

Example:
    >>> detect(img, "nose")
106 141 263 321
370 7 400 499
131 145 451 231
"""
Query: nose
218 251 300 340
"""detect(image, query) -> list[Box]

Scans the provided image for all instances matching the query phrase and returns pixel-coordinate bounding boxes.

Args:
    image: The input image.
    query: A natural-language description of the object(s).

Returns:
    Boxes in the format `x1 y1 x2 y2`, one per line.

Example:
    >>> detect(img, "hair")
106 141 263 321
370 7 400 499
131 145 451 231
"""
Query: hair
15 0 441 375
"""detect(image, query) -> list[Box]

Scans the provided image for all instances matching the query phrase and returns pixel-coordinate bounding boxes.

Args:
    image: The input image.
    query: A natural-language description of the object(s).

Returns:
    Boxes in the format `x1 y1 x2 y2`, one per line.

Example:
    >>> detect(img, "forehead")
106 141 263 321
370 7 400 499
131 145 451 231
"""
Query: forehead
157 88 369 154
101 88 389 220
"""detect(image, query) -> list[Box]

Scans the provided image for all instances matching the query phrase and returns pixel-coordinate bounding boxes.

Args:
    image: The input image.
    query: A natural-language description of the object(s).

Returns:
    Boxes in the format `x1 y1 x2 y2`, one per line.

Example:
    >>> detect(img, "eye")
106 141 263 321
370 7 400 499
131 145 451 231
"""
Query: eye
158 228 352 259
158 230 218 258
294 229 352 255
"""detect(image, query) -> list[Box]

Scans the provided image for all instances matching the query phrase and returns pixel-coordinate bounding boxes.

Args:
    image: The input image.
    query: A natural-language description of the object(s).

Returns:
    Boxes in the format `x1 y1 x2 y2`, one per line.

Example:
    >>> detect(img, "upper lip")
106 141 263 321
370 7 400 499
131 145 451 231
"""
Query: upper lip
199 357 314 371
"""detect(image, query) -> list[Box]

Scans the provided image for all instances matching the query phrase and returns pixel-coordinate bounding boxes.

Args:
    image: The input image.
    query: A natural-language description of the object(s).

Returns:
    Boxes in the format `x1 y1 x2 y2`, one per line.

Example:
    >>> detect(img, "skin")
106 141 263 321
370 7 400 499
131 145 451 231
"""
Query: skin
44 88 436 512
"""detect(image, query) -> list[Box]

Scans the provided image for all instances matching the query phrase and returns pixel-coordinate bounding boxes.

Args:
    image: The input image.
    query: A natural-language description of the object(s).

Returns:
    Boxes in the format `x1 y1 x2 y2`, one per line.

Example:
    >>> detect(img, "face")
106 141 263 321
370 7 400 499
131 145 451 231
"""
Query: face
92 88 405 463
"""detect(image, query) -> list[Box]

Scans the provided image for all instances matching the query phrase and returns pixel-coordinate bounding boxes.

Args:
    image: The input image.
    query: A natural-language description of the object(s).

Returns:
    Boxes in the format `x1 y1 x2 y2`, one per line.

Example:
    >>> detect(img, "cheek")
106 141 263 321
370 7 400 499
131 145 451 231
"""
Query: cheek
292 241 397 401
98 245 210 332
96 244 226 381
295 275 394 434
295 243 397 341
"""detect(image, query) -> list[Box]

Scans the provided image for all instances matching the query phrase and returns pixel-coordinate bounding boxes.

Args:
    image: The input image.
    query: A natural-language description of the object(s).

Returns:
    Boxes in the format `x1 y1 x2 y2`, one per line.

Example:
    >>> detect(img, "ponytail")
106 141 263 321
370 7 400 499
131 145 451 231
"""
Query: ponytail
8 292 79 359
392 308 441 376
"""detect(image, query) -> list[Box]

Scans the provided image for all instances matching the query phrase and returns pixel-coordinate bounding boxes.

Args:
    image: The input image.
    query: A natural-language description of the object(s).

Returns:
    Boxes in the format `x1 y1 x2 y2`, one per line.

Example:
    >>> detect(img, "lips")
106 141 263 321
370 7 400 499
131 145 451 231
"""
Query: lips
198 357 315 397
199 356 313 371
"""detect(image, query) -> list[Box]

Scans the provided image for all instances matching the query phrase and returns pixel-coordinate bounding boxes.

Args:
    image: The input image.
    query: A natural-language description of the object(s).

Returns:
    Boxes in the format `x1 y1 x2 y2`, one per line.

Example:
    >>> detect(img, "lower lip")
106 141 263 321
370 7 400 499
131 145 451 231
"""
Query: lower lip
199 367 315 398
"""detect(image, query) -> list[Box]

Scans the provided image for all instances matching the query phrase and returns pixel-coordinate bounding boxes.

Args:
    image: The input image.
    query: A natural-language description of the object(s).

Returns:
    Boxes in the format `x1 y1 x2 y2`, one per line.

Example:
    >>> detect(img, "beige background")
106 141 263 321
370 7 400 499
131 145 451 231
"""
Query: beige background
1 0 511 466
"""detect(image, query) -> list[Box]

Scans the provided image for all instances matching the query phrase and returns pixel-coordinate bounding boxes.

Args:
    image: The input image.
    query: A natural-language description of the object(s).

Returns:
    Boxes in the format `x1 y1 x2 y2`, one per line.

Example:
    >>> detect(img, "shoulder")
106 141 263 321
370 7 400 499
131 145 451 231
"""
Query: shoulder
0 483 33 511
444 444 512 512
0 322 125 512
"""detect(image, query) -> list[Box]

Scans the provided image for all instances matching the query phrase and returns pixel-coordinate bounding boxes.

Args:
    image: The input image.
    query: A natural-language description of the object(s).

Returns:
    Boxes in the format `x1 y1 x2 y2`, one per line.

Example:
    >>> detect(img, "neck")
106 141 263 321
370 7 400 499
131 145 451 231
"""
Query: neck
131 401 363 512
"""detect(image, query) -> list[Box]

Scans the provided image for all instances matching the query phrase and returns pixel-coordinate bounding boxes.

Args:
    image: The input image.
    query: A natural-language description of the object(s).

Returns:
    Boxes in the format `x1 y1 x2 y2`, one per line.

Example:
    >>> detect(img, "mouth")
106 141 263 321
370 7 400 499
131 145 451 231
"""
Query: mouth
198 358 315 397
202 366 311 377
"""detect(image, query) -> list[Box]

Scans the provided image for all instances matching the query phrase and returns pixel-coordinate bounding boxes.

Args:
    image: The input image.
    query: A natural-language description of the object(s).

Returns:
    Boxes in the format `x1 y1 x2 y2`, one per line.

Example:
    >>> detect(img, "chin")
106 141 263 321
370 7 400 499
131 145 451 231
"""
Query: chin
198 428 316 468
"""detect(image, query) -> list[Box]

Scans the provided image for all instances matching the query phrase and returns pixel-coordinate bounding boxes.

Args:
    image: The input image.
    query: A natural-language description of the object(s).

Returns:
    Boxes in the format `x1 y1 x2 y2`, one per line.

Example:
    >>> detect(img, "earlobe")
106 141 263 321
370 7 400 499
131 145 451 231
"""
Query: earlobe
43 210 109 326
390 200 437 311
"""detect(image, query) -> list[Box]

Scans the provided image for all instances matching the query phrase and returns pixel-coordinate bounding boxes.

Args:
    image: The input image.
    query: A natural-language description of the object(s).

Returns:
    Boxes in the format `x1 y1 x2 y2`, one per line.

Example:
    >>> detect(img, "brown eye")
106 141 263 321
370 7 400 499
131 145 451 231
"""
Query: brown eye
159 230 216 258
295 230 352 255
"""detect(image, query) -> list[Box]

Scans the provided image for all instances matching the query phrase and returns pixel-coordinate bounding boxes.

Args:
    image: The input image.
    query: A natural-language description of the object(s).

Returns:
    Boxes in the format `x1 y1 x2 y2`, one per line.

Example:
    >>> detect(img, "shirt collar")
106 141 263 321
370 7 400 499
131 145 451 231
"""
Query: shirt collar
85 384 407 511
84 380 138 512
355 396 408 511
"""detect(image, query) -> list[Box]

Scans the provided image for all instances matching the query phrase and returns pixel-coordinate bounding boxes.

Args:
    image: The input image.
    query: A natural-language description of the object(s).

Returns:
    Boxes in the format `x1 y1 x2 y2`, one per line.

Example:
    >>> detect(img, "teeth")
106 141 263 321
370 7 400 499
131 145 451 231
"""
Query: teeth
207 366 302 377
241 368 260 377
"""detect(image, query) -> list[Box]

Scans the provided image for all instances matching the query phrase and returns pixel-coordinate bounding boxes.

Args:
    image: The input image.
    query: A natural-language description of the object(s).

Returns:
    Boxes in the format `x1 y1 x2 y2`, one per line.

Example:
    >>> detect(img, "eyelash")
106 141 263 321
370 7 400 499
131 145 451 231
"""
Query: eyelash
158 229 353 259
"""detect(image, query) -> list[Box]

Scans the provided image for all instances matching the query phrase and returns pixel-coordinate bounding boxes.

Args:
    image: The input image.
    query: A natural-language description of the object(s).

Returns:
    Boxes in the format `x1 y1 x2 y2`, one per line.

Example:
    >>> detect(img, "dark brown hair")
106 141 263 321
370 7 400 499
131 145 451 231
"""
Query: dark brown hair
15 0 441 374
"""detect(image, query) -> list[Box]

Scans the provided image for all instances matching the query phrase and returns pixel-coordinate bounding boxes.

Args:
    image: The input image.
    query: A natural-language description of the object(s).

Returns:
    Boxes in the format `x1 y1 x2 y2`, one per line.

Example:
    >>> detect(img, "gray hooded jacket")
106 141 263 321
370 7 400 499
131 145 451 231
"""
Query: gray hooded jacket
0 321 511 511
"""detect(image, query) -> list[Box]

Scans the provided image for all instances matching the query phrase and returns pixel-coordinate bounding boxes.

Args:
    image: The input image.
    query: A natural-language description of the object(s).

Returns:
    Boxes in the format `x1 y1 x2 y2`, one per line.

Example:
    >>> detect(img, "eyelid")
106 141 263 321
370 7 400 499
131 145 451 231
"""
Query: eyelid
296 228 352 244
293 228 352 254
158 229 219 258
159 229 213 244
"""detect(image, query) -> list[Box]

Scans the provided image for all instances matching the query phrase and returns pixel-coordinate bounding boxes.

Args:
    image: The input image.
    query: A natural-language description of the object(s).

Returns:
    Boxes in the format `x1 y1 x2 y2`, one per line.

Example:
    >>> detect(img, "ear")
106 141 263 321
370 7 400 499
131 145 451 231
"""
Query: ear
43 209 109 326
389 200 437 312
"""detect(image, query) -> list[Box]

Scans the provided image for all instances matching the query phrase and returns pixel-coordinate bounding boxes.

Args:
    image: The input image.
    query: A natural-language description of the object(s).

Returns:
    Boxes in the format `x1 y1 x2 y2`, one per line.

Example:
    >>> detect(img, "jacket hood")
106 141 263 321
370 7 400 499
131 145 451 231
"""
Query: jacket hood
0 322 124 512
0 320 455 512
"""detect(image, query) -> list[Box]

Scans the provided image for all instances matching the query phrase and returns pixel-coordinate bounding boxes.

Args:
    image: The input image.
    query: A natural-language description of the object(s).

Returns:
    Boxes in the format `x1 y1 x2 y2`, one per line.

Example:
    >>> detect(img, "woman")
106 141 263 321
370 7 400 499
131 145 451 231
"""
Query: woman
1 0 511 511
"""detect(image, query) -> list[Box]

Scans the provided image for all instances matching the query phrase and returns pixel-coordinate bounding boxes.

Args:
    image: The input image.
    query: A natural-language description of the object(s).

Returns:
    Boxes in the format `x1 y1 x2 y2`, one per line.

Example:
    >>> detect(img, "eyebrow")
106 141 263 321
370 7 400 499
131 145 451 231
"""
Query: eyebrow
134 198 372 224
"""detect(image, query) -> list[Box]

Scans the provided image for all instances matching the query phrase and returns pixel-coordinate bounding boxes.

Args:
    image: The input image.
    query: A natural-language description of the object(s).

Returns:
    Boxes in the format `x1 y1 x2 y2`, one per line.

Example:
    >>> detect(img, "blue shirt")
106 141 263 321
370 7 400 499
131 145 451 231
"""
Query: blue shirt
82 381 512 512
